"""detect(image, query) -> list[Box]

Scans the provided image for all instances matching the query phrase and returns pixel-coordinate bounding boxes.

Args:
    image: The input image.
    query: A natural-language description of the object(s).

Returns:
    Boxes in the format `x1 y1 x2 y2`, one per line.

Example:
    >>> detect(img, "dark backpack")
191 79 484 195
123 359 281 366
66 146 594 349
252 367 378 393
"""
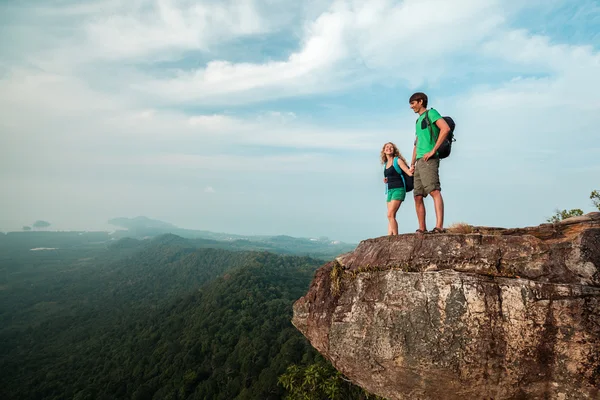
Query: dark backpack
384 157 414 192
424 111 456 159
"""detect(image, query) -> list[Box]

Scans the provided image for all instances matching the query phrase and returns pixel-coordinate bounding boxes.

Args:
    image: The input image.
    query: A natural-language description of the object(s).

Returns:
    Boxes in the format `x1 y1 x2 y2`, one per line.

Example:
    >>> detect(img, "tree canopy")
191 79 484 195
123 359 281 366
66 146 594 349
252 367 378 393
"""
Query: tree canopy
0 234 370 400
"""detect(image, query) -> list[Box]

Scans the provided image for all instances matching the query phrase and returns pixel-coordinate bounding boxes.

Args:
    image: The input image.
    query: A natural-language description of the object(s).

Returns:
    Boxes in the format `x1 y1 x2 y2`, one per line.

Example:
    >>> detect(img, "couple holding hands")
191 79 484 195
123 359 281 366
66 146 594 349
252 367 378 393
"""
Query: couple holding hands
382 92 452 236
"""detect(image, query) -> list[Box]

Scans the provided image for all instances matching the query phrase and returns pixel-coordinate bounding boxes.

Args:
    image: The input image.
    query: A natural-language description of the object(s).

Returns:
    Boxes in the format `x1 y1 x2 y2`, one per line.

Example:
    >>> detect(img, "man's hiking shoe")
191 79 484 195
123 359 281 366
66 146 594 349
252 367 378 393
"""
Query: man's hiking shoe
430 227 447 234
415 229 428 234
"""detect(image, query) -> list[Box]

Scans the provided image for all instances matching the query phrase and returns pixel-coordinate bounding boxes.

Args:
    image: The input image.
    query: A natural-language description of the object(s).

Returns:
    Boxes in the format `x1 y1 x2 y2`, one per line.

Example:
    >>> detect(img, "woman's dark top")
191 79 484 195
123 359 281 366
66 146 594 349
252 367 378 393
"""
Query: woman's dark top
384 163 404 189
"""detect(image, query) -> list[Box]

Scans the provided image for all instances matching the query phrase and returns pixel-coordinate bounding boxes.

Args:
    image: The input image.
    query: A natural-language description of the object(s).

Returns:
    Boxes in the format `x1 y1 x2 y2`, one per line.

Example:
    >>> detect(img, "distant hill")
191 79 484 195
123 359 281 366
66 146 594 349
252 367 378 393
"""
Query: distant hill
106 216 356 259
107 216 226 239
108 216 177 230
1 217 355 260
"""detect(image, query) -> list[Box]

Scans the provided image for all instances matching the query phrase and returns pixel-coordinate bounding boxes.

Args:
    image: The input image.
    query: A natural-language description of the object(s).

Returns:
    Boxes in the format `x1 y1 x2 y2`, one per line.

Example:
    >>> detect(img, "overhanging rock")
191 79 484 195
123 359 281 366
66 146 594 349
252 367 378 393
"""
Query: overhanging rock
292 213 600 400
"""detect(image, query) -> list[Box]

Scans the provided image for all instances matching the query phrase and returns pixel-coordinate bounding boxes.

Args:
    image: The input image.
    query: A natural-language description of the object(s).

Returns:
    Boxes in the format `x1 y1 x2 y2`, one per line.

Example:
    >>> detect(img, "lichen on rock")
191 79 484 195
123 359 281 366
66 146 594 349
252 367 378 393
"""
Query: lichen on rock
293 213 600 400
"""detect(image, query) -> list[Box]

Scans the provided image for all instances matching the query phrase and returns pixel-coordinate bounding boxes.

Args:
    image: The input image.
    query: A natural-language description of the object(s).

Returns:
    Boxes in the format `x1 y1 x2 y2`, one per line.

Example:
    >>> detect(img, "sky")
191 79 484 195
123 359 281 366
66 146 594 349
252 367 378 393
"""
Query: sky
0 0 599 242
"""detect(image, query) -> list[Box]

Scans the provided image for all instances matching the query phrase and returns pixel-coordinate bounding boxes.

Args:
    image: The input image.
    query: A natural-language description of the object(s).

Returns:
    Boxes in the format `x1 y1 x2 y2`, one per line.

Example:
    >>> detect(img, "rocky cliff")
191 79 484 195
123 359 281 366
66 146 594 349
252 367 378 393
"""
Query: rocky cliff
292 213 600 400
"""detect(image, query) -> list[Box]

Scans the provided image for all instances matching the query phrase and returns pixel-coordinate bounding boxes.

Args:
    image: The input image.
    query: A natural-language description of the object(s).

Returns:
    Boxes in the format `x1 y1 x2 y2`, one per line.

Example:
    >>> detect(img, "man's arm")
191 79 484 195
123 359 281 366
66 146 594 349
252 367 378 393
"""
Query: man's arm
423 118 451 161
431 118 451 153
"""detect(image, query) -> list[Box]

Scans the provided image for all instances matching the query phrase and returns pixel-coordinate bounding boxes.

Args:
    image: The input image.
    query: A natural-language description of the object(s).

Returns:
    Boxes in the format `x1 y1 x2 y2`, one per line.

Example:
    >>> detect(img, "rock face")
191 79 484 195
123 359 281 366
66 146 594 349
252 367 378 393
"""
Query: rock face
292 213 600 400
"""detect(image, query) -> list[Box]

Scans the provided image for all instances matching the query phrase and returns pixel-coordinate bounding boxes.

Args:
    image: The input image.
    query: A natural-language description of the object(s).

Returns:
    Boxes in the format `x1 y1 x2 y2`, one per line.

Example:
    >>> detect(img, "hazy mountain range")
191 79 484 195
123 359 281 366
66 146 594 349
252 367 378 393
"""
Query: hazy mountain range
2 216 356 260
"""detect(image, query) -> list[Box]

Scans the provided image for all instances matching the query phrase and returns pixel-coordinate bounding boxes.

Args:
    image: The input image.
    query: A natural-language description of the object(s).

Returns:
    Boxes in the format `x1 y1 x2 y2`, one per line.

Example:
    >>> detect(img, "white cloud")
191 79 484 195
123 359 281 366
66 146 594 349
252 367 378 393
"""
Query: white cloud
133 3 350 103
482 29 600 73
0 0 551 105
1 0 298 78
85 108 381 151
109 153 340 172
204 186 215 193
462 28 600 129
0 68 129 121
83 0 270 60
132 0 514 103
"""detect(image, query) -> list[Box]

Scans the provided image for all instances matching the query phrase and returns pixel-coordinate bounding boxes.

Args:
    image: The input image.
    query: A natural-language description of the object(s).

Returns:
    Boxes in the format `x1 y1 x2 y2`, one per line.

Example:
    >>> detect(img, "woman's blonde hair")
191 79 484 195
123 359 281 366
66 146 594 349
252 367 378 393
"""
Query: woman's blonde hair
380 142 407 165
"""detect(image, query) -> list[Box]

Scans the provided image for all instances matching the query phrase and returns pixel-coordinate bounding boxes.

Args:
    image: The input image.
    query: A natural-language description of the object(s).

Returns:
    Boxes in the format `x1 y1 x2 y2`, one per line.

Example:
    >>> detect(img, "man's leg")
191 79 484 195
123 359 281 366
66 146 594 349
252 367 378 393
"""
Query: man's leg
429 190 444 229
412 161 427 232
420 158 442 231
414 195 426 231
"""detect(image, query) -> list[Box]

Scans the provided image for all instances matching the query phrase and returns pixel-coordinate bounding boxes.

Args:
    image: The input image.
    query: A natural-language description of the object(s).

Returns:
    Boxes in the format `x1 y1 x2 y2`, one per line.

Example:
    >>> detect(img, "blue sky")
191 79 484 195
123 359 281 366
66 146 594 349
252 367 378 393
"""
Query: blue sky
1 0 599 242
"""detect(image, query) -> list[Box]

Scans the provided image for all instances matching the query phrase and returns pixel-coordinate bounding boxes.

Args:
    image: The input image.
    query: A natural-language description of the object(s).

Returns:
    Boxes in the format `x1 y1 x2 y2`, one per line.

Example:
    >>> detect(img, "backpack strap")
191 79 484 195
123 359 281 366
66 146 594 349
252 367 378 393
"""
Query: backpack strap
424 110 440 158
392 157 403 175
425 110 435 142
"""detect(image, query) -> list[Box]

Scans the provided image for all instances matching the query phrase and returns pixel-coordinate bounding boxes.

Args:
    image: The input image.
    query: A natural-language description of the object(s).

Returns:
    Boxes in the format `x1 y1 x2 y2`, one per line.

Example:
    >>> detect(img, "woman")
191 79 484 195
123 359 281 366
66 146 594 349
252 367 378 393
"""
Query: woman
381 142 413 235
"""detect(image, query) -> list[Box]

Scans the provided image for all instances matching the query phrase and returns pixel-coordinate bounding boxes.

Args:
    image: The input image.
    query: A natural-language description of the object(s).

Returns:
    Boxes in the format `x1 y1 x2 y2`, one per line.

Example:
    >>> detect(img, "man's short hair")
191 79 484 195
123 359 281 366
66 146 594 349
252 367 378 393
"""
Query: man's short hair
409 92 428 108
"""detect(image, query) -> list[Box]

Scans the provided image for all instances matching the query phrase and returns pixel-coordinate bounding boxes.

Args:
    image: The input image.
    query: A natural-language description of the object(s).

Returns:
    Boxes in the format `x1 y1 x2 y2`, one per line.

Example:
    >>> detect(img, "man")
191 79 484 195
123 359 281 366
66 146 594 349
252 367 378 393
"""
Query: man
408 92 451 234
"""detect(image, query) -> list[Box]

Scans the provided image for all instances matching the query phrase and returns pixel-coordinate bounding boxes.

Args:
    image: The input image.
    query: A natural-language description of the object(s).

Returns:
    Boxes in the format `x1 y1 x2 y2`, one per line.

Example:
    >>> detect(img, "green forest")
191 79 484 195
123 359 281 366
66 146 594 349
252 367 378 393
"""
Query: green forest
0 232 376 399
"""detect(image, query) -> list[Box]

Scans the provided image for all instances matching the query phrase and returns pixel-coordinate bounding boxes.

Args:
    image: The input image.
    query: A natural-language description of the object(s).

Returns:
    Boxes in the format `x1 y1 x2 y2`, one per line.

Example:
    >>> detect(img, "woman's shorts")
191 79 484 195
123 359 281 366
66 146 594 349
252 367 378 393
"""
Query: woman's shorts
387 187 406 202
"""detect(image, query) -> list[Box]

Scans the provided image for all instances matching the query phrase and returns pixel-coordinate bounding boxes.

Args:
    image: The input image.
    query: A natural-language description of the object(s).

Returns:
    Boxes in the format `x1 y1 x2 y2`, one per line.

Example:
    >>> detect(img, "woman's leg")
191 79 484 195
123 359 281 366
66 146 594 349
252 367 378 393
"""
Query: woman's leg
387 200 402 235
386 194 393 235
387 204 394 235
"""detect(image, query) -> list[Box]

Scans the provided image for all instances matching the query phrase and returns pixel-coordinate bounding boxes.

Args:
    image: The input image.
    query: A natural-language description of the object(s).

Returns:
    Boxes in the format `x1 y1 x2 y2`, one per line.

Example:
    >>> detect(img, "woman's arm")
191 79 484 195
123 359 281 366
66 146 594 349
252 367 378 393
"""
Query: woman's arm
398 158 413 176
410 142 417 173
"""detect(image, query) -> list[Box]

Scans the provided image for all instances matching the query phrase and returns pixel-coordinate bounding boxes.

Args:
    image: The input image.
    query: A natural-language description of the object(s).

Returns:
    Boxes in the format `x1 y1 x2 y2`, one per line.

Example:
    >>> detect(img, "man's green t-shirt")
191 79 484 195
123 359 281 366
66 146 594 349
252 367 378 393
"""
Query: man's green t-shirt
415 108 442 159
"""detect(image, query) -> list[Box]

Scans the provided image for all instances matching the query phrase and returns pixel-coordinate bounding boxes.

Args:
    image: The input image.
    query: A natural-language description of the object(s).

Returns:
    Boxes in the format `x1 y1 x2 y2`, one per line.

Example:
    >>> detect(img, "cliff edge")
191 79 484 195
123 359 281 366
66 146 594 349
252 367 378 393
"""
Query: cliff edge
292 213 600 400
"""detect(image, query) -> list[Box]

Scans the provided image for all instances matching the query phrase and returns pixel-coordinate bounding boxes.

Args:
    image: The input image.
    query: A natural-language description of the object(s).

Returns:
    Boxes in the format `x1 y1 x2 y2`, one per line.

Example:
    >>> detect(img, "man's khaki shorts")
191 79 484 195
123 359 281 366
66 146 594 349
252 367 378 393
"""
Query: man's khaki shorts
414 158 441 197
